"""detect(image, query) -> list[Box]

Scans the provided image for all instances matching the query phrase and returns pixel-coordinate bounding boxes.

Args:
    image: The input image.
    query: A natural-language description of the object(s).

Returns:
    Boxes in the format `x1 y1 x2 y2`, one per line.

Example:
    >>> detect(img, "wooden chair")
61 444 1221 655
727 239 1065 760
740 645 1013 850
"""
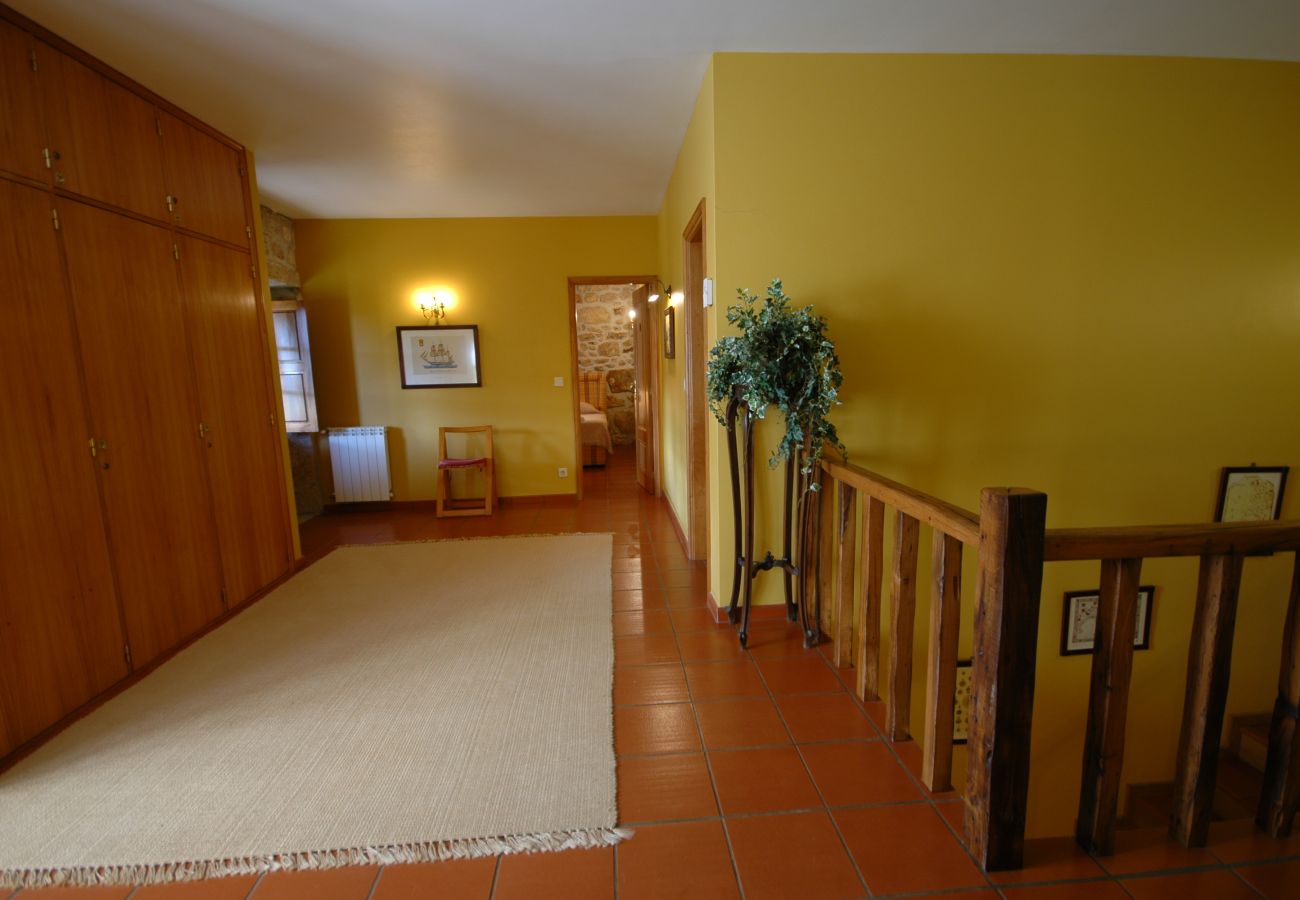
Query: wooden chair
436 426 495 517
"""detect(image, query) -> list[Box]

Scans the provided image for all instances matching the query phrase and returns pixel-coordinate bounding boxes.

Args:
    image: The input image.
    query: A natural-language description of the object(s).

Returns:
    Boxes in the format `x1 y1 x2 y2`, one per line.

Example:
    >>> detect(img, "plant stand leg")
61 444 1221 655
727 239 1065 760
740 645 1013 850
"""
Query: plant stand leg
739 408 756 648
724 395 743 624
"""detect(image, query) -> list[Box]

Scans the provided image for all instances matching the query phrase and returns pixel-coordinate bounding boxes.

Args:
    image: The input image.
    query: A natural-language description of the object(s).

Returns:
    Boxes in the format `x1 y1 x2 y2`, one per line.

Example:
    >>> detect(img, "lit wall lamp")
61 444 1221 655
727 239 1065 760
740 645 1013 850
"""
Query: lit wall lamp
628 308 638 323
634 279 674 305
414 288 454 326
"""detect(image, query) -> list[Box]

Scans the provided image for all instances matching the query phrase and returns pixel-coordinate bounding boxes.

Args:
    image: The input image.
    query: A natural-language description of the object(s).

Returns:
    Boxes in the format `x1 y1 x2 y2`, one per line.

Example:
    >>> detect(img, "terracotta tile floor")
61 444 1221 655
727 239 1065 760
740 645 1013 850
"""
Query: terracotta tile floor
11 455 1300 899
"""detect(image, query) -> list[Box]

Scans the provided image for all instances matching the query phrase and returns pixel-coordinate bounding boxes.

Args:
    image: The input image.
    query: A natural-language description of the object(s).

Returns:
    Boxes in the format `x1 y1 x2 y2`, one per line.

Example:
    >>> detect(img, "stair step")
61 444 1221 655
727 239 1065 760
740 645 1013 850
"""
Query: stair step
1237 724 1269 772
1117 751 1265 831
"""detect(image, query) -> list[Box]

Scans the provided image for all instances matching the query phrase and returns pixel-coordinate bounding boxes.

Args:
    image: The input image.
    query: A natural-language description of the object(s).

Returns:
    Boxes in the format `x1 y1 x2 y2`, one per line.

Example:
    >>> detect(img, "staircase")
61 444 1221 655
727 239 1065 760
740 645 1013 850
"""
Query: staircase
1119 714 1270 830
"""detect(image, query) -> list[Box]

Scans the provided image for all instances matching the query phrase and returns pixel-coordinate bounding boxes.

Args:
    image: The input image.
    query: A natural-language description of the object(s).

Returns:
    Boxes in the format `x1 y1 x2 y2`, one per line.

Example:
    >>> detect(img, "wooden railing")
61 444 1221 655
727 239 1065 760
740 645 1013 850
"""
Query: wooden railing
809 458 1300 872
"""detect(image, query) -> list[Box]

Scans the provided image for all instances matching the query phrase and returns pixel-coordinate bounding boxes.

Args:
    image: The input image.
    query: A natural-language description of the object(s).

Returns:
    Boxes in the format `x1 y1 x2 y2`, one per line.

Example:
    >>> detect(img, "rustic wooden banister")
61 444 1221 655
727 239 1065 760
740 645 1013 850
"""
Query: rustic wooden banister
1045 520 1300 561
806 456 1300 873
821 458 980 546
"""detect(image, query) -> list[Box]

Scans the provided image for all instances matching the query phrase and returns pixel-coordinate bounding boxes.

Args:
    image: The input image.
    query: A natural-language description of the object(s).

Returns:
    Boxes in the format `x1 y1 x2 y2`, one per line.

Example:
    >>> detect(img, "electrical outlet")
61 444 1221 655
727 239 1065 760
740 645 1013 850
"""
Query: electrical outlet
557 467 569 478
553 376 564 387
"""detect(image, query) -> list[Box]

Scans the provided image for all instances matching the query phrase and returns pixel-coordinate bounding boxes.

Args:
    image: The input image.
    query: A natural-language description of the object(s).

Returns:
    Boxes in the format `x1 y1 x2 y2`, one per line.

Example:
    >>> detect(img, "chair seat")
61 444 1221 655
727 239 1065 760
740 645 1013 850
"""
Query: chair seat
438 457 488 470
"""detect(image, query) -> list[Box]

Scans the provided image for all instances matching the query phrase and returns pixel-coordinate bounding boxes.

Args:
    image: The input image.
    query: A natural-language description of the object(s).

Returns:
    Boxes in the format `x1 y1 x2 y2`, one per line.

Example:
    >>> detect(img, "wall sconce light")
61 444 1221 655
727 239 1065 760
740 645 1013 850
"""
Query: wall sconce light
414 288 454 326
628 308 637 322
633 279 673 305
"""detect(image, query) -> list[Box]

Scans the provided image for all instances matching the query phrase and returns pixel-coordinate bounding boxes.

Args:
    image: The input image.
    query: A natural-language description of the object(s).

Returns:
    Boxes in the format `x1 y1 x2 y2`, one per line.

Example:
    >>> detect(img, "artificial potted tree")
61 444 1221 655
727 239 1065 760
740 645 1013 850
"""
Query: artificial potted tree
706 279 844 646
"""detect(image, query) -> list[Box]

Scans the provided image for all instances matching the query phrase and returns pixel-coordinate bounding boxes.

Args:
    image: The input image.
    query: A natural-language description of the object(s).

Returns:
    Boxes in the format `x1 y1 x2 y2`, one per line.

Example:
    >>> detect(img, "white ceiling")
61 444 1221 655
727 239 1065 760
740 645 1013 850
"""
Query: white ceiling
9 0 1298 218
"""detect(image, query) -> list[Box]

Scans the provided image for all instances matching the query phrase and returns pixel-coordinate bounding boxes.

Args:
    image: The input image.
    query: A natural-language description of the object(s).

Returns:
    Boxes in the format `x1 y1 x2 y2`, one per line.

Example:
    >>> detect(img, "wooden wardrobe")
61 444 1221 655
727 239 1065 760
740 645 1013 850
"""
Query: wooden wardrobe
0 5 294 762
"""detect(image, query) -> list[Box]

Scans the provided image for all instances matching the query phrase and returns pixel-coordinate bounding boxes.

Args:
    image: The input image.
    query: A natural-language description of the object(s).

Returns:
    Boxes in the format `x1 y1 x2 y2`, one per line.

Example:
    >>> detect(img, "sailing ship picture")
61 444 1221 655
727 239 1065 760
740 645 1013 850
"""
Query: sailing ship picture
397 325 483 389
418 339 457 369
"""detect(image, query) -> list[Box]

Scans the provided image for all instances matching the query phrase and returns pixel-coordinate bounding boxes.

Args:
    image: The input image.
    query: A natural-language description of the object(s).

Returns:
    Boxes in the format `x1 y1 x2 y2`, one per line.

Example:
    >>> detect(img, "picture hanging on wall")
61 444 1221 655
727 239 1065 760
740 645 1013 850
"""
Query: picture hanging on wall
1214 466 1288 522
663 305 676 359
396 325 482 389
952 659 973 745
1060 586 1155 656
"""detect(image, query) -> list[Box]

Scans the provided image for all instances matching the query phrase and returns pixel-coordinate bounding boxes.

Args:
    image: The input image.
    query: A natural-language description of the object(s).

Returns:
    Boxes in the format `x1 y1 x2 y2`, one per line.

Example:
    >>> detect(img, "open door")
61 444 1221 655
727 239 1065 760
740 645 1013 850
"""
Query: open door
632 284 659 494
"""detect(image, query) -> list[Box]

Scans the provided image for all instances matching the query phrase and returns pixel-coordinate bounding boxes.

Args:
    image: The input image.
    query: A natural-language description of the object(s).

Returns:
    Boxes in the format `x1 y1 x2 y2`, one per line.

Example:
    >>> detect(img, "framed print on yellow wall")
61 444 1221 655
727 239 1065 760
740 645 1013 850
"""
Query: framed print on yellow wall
396 325 482 389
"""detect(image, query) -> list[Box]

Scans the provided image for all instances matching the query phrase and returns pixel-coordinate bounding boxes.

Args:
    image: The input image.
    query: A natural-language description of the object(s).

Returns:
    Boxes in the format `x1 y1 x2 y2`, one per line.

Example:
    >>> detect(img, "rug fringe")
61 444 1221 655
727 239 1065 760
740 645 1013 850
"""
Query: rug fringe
0 826 633 889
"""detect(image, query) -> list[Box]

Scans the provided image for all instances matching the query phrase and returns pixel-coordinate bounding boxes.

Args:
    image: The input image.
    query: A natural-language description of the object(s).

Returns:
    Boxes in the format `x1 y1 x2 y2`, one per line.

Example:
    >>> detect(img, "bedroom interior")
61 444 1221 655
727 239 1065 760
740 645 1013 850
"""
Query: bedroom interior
1 1 1298 898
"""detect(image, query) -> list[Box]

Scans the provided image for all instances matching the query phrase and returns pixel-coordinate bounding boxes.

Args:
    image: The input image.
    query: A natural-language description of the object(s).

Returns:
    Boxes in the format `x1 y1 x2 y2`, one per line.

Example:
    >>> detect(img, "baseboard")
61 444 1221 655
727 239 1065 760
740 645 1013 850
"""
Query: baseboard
664 495 689 555
323 494 572 514
706 589 789 625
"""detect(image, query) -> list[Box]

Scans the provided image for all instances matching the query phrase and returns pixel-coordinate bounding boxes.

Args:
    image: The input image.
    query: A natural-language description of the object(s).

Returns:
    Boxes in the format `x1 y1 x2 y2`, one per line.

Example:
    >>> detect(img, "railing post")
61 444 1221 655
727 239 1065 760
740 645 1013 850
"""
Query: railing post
887 510 920 741
965 488 1047 872
1170 553 1244 848
833 481 857 667
922 530 963 791
1076 557 1143 855
856 496 886 702
1257 553 1300 837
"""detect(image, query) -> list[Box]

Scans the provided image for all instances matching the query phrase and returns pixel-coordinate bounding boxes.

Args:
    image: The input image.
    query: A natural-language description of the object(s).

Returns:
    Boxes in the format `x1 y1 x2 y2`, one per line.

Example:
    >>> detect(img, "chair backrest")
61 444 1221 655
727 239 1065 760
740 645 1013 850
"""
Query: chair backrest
577 371 608 412
438 425 493 461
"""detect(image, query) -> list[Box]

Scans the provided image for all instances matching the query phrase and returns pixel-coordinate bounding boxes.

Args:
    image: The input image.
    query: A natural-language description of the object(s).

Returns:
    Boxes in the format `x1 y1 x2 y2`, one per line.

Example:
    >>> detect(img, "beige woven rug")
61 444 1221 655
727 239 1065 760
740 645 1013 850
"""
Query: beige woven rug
0 535 619 888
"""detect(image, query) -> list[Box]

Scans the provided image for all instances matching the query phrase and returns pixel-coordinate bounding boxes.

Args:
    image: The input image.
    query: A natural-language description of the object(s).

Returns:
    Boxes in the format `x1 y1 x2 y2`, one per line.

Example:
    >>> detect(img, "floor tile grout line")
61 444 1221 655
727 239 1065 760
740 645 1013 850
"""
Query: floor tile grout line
487 852 502 900
364 864 384 900
243 868 268 899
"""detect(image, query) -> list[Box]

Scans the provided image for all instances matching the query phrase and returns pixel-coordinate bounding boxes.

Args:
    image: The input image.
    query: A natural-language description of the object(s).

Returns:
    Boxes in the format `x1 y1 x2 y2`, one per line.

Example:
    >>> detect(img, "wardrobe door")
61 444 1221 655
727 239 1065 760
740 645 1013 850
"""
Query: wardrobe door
0 181 126 757
0 19 46 182
161 113 248 246
39 42 167 220
179 235 292 605
60 200 224 667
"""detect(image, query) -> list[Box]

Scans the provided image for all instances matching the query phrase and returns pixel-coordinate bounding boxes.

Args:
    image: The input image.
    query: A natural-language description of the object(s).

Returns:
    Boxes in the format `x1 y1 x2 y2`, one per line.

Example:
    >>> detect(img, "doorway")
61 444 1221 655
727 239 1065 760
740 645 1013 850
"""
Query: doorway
566 276 661 501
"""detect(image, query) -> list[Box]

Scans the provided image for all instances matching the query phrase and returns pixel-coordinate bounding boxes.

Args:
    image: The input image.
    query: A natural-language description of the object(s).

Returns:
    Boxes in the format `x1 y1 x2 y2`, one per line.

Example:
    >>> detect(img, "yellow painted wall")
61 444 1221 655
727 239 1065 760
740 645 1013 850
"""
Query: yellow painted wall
703 53 1300 837
294 216 657 500
656 61 719 553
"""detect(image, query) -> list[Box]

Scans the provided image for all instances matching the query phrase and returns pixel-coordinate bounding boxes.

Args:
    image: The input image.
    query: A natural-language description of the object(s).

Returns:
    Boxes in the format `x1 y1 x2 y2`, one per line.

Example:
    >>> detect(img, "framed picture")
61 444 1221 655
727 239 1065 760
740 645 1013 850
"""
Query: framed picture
1215 466 1288 522
663 305 676 359
396 325 482 389
953 659 973 745
1061 586 1155 656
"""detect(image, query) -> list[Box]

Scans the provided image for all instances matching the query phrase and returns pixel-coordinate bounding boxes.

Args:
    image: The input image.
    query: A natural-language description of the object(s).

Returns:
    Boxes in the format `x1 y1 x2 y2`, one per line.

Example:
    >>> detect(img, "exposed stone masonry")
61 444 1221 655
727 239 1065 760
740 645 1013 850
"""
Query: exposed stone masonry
575 284 635 445
261 205 300 287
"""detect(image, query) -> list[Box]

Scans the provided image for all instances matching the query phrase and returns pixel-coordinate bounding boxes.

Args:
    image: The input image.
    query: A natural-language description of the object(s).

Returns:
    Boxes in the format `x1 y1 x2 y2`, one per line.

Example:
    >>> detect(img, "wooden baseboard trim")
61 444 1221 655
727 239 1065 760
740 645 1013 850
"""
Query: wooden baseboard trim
665 496 689 556
706 589 789 625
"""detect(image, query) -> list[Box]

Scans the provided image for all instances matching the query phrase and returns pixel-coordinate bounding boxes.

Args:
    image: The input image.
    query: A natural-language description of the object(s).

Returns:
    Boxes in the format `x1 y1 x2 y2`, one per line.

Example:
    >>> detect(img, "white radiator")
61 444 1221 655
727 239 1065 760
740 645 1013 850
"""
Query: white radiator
327 426 392 502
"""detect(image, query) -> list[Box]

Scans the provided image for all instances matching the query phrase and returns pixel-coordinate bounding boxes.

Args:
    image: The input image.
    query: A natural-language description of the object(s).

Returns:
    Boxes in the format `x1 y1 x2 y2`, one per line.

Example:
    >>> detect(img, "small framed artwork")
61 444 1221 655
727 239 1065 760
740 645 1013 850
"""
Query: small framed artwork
396 325 482 389
1061 586 1155 656
953 659 973 745
663 305 676 359
1215 466 1288 522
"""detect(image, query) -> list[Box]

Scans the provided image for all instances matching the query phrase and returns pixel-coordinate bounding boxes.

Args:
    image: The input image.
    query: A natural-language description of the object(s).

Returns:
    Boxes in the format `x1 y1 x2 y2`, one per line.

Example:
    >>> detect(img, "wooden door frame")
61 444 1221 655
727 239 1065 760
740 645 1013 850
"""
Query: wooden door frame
566 275 660 501
683 200 708 561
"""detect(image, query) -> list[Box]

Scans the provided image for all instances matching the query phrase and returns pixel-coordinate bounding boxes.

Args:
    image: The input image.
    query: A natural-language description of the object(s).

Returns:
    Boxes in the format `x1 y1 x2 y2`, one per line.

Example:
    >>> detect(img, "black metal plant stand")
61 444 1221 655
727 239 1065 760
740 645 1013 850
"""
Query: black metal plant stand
723 389 823 648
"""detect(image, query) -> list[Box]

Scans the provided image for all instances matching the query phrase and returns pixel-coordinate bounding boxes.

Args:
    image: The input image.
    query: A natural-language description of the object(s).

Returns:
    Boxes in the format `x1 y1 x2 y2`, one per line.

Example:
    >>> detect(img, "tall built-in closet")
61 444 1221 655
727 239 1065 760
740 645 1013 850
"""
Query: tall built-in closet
0 6 293 760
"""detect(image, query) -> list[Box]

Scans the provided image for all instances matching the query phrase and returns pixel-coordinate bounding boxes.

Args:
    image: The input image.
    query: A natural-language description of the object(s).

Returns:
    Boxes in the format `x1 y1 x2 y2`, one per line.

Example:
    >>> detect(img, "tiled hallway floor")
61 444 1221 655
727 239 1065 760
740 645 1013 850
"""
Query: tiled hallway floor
10 455 1300 899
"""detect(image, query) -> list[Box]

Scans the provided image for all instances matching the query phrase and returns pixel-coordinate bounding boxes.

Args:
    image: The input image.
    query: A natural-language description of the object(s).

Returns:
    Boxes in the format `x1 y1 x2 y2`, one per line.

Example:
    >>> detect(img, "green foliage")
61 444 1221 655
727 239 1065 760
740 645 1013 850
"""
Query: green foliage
706 279 845 483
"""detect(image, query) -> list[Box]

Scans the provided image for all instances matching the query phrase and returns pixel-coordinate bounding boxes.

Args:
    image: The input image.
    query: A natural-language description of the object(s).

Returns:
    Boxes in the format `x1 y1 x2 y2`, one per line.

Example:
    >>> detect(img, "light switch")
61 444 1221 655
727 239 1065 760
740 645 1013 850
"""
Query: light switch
553 376 564 387
702 277 714 308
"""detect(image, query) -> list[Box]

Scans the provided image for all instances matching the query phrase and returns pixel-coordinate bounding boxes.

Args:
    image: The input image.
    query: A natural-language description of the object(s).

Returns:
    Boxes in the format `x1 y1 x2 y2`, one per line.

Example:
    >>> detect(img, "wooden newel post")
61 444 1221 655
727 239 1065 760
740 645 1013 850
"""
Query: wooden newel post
1256 554 1300 837
965 487 1047 872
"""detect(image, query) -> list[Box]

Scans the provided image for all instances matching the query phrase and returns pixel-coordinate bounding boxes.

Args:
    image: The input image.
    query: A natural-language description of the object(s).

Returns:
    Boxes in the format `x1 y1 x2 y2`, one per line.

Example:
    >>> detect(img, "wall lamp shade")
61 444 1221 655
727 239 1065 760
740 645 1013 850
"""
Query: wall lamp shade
633 278 673 305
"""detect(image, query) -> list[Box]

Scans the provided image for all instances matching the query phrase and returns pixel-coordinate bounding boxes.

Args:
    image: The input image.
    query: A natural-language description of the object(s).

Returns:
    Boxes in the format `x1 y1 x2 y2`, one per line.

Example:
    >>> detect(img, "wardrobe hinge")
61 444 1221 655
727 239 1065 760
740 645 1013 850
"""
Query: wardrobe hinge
42 147 52 169
173 244 180 261
237 161 245 177
88 437 97 457
166 195 177 212
29 49 38 72
51 208 60 230
245 225 252 239
250 264 257 279
123 644 132 666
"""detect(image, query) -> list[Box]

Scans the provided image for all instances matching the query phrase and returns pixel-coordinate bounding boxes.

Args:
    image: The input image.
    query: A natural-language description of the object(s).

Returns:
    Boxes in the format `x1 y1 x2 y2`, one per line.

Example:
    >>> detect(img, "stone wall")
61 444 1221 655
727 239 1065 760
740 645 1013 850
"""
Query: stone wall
261 205 300 287
575 284 635 445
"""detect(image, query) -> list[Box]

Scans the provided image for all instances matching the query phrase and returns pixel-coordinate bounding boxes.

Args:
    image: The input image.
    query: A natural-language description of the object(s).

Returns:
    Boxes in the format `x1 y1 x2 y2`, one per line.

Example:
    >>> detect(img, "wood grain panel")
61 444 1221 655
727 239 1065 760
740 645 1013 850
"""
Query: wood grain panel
887 510 920 741
180 235 292 606
38 41 166 220
161 113 248 246
856 495 885 701
0 18 46 182
60 200 223 667
922 531 963 791
0 180 125 756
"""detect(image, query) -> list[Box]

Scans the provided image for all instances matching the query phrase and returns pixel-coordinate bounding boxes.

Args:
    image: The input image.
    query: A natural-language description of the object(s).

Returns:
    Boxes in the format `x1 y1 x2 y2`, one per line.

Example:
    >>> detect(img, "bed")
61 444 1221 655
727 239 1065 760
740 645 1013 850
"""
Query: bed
578 371 613 466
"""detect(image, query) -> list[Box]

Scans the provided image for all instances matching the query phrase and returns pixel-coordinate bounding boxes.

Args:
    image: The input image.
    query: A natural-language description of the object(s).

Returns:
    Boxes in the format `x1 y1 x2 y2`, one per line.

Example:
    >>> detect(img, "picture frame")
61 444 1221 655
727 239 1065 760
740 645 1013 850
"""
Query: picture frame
1214 466 1288 522
663 305 676 359
1060 586 1155 656
396 325 482 389
952 659 973 745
